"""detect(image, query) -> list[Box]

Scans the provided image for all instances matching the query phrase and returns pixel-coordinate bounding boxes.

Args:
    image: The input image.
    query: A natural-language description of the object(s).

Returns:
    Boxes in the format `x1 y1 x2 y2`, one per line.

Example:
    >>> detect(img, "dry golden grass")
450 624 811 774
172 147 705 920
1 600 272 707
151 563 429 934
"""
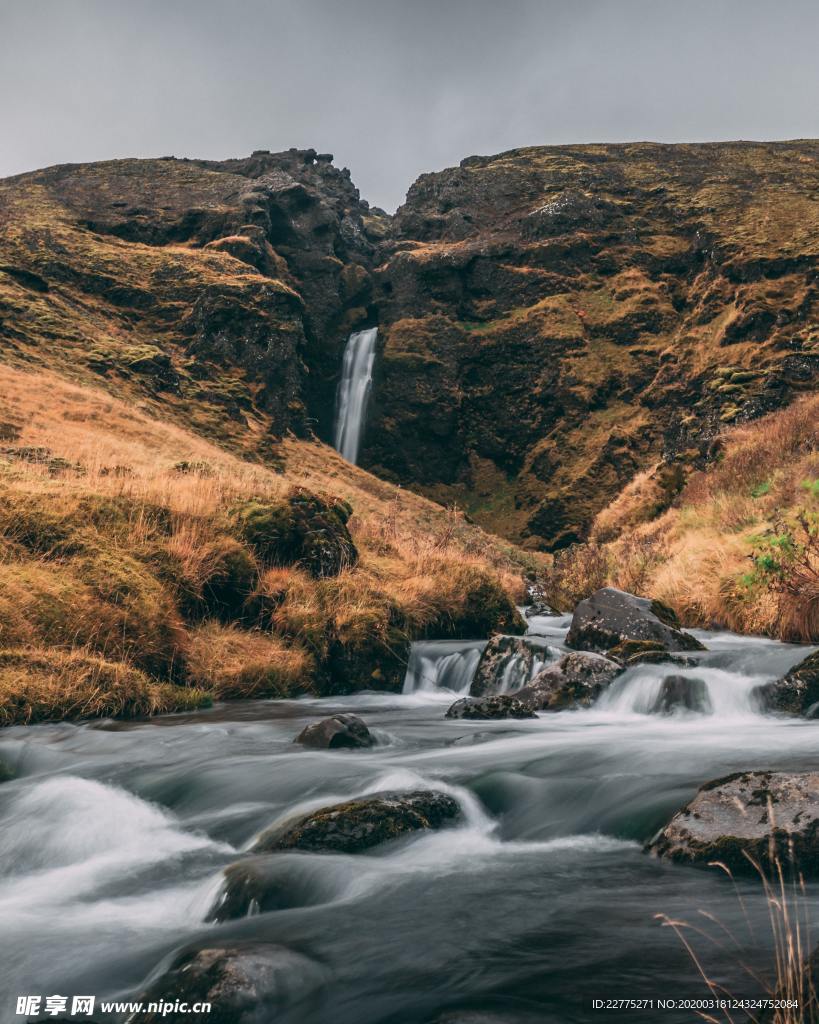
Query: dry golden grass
186 622 315 699
0 647 209 726
0 364 529 720
542 395 819 641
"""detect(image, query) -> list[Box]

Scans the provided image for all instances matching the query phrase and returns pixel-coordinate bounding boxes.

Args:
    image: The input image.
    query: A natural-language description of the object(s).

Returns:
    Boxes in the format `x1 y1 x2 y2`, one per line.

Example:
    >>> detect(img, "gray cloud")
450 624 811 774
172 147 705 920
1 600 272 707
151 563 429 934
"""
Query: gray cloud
1 0 817 210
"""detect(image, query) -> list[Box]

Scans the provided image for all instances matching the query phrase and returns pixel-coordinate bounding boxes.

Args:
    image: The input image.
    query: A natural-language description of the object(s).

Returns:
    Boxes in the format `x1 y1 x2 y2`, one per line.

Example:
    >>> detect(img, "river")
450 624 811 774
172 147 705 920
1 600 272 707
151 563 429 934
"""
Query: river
0 615 816 1023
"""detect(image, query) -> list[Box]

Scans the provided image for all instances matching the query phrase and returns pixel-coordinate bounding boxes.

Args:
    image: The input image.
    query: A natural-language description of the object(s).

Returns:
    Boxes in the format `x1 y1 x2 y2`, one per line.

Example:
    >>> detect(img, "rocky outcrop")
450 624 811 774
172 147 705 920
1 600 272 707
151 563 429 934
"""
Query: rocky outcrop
470 635 539 697
516 651 621 711
294 713 373 749
650 675 712 714
566 588 704 654
130 942 323 1023
647 771 819 875
445 694 537 720
253 790 461 854
753 650 819 716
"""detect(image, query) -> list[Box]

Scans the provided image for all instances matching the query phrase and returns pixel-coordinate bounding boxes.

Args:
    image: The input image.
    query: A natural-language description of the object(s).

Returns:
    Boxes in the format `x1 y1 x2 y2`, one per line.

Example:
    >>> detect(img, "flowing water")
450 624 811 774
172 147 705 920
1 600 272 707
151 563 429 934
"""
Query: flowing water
0 618 817 1023
333 327 378 464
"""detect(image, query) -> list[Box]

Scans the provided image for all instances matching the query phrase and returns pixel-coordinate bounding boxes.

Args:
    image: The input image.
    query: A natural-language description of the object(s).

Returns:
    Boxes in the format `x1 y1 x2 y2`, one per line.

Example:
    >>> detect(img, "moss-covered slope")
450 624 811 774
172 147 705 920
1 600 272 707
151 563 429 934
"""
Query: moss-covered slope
364 141 819 549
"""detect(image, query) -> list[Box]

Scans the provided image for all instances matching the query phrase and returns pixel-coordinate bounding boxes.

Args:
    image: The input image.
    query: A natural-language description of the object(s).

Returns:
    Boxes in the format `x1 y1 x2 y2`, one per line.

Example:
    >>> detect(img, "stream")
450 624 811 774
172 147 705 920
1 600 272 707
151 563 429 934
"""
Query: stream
0 615 817 1023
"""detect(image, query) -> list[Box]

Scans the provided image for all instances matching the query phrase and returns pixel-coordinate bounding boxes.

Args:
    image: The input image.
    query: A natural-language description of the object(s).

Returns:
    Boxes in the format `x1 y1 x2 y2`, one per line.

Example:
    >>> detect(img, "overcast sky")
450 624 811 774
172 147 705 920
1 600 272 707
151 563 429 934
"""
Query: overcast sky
1 0 817 211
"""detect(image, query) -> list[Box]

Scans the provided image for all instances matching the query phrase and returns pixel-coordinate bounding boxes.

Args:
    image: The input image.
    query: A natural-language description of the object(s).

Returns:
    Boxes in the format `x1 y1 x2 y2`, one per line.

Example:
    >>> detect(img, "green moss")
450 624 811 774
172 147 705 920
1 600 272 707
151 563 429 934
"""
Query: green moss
233 488 357 578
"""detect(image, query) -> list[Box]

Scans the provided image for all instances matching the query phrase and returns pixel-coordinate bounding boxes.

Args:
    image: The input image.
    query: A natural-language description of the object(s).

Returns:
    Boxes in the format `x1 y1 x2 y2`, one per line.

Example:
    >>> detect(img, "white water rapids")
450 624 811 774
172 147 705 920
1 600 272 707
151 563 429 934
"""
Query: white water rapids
333 327 378 464
0 616 816 1023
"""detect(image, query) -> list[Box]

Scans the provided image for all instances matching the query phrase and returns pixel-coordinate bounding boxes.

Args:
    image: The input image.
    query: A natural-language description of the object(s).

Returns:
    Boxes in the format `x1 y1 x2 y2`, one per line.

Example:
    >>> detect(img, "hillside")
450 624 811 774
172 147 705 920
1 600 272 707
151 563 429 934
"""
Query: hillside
541 392 819 642
365 141 819 548
0 363 529 723
2 143 817 557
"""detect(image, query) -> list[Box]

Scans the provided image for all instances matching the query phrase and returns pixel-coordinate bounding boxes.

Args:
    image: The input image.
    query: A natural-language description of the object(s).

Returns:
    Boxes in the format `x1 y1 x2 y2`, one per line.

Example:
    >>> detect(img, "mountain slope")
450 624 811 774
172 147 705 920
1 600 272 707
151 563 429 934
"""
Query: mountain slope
364 141 819 549
1 141 817 564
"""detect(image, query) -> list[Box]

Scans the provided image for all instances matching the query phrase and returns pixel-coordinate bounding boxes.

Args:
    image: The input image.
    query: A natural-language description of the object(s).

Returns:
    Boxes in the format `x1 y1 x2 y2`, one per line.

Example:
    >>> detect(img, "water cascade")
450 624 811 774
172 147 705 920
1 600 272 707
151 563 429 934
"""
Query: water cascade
402 640 487 695
333 327 378 464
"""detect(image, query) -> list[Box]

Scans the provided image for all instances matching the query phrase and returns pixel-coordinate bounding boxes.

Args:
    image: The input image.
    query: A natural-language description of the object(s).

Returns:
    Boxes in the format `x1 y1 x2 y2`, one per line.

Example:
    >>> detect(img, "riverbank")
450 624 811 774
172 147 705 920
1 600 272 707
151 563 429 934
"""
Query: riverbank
0 365 533 725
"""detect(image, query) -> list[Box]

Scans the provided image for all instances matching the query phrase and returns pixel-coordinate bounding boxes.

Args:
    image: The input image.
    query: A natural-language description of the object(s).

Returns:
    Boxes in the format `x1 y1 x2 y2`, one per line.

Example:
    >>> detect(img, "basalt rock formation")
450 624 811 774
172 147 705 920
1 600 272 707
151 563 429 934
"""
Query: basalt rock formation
2 142 818 550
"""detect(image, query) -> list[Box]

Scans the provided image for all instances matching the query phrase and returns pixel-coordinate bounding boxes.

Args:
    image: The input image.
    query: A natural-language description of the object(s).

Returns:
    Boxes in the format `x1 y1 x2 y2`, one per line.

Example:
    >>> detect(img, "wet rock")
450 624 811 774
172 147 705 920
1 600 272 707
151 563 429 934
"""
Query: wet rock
294 713 374 749
445 694 536 720
206 856 338 922
650 675 712 714
566 588 704 655
0 759 13 783
647 771 819 875
130 942 323 1023
516 651 621 711
524 601 555 618
607 638 666 663
625 650 699 668
470 635 536 697
253 790 460 854
753 650 819 716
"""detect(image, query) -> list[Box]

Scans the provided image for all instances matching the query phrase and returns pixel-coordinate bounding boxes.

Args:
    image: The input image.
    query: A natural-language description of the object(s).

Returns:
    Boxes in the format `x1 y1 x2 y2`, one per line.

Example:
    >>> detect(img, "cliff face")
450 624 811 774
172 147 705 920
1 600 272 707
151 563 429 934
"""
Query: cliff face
363 142 819 548
0 148 386 454
1 142 818 550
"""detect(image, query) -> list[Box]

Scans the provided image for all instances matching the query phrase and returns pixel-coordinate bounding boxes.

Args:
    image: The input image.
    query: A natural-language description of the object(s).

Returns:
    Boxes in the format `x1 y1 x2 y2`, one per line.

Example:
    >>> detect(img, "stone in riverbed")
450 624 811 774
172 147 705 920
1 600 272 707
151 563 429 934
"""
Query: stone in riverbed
470 635 537 697
253 790 461 854
129 943 323 1023
525 601 555 618
515 651 621 711
446 694 537 720
650 674 712 714
752 650 819 717
566 587 705 654
647 771 819 875
294 713 373 749
206 855 339 922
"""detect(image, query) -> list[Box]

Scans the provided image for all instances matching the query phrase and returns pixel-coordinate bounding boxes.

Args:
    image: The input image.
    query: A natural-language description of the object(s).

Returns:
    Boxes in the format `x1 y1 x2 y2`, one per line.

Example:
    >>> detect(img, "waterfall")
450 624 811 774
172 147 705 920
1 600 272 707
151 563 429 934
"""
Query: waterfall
334 327 378 464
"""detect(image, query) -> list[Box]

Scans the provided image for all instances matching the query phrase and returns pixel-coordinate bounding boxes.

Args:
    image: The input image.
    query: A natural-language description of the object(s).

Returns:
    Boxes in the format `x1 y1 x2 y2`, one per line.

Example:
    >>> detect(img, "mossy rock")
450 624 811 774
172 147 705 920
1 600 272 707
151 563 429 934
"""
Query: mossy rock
232 488 357 578
607 638 666 664
254 790 461 854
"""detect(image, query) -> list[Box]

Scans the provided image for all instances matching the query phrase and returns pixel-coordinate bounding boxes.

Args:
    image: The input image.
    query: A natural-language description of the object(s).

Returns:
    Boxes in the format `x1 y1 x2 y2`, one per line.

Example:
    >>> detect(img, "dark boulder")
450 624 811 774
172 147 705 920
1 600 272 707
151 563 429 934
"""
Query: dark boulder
129 943 323 1023
253 790 460 854
647 771 819 875
650 675 712 714
470 635 537 697
294 713 374 749
753 650 819 716
516 651 621 711
566 588 704 654
446 694 537 720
